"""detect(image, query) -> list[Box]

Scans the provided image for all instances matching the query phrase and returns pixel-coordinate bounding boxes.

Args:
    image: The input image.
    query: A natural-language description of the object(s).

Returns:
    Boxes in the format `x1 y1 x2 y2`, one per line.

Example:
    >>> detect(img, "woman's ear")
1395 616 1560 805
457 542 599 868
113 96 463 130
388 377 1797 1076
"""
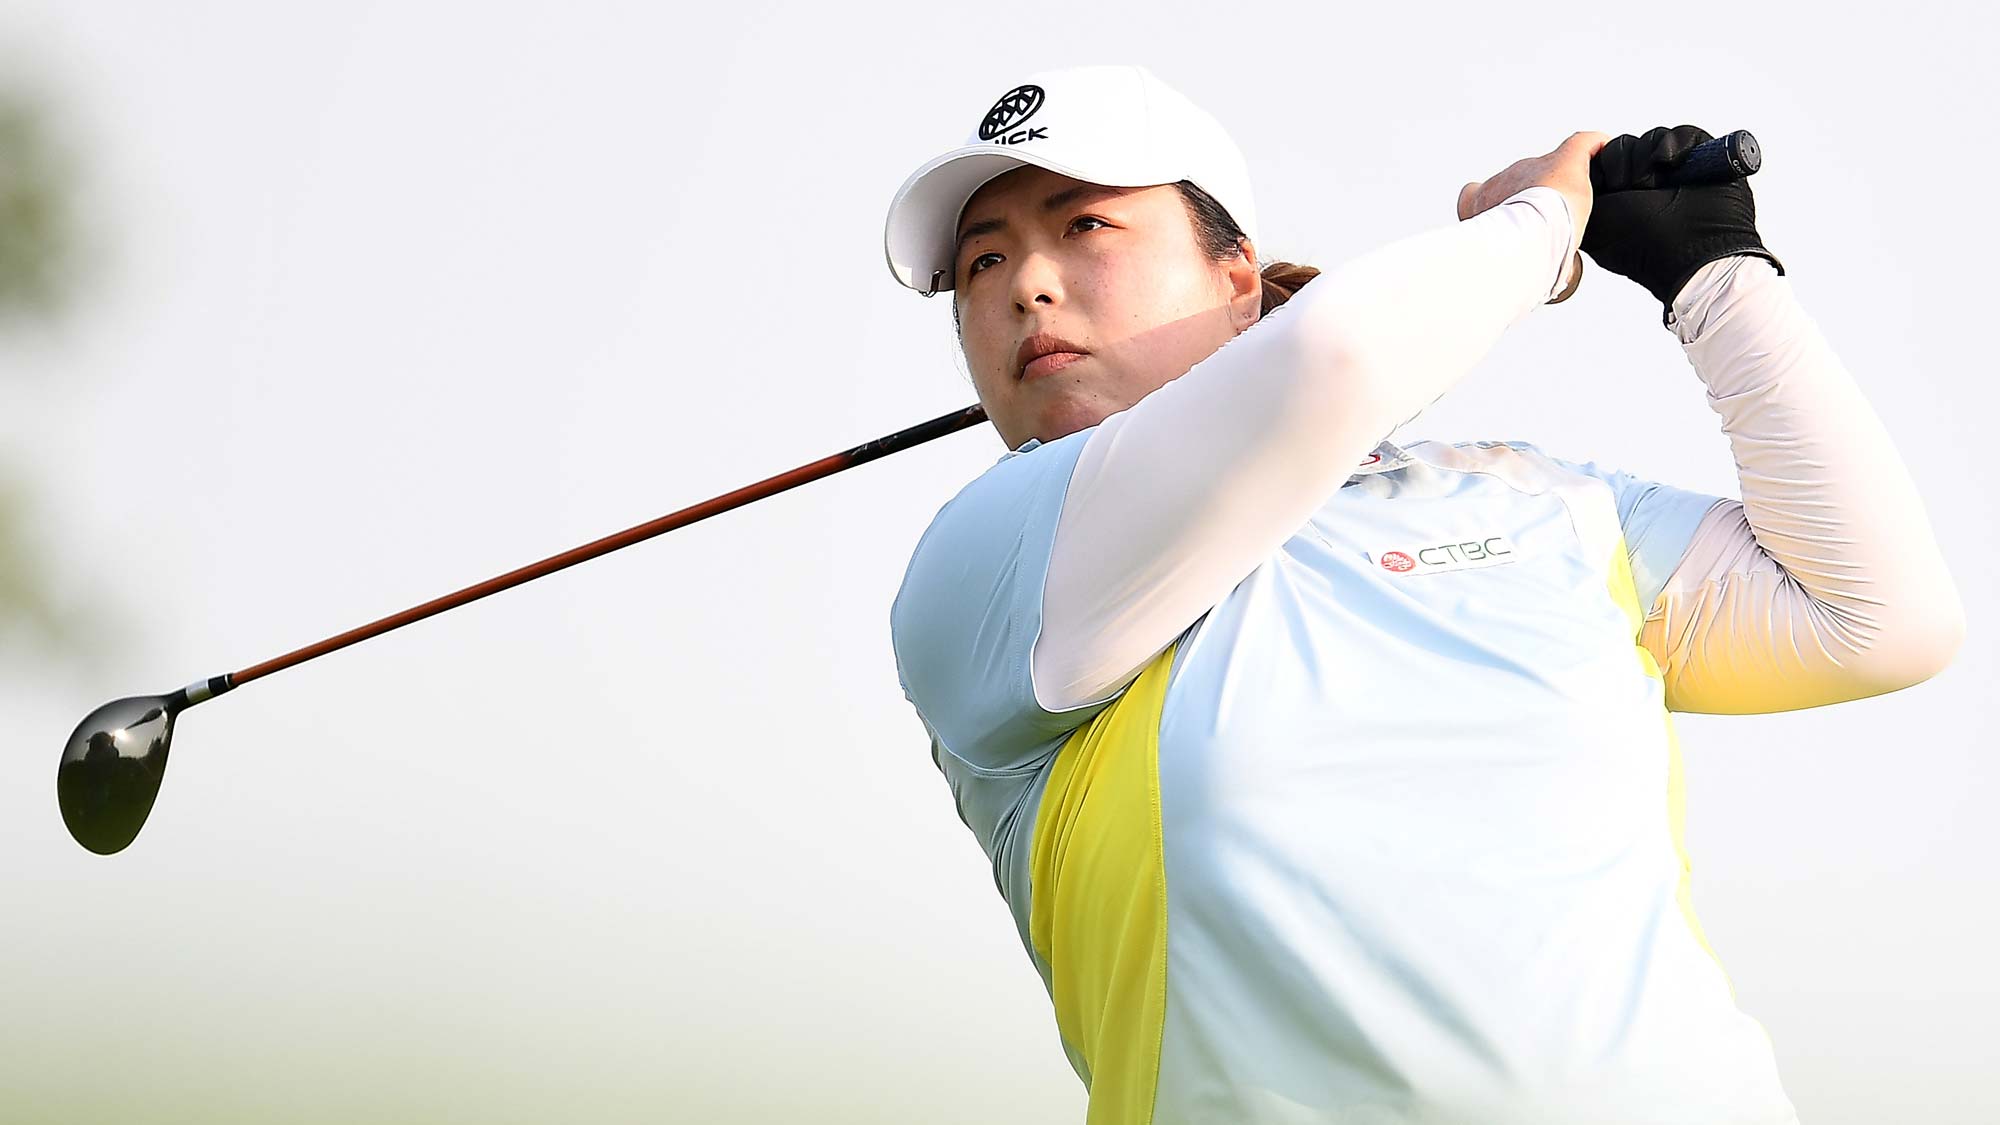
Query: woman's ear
1228 237 1262 327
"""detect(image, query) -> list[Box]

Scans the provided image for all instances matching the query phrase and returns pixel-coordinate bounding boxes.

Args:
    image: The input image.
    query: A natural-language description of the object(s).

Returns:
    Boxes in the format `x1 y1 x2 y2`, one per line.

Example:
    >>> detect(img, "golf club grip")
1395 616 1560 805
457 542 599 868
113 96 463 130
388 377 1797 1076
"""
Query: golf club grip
1620 129 1762 190
227 403 991 687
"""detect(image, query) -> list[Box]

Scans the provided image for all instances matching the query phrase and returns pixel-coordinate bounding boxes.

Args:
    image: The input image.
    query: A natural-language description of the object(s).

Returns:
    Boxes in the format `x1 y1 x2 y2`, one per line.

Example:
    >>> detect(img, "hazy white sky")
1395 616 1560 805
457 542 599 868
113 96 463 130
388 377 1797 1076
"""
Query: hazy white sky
2 3 1994 1122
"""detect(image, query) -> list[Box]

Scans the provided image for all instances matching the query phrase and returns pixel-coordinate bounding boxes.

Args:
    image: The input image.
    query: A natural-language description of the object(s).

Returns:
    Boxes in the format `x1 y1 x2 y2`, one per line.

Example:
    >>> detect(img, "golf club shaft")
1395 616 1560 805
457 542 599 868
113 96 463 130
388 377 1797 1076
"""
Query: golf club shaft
214 403 988 693
218 130 1766 693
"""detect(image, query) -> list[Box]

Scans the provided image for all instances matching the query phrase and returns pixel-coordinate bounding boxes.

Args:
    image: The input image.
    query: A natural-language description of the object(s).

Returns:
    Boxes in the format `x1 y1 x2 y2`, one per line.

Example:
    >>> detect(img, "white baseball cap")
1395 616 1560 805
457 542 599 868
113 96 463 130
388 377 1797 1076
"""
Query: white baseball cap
882 64 1259 296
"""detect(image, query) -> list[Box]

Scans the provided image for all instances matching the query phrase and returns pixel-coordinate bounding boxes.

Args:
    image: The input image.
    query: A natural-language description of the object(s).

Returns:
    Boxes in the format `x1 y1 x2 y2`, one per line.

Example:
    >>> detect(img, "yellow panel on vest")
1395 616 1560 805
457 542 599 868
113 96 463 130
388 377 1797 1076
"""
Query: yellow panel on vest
1029 643 1176 1125
1607 536 1733 993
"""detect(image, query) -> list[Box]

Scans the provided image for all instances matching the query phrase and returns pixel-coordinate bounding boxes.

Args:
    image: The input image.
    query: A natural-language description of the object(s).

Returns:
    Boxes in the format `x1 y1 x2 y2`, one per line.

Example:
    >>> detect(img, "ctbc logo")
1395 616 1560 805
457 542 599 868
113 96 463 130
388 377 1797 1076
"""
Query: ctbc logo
979 84 1045 141
1418 538 1512 568
1375 535 1517 576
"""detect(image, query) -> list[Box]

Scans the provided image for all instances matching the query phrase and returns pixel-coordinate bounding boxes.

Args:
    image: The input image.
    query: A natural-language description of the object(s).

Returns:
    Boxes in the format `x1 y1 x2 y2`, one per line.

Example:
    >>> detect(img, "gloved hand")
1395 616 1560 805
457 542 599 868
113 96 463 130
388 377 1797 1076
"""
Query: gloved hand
1580 125 1785 326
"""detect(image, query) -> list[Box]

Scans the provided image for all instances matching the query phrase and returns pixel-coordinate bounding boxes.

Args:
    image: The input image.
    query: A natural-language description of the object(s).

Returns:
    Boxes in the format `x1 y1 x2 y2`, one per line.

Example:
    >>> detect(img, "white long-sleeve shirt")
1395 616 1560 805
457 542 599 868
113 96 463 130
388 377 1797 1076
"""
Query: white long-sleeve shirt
890 186 1964 1124
1033 193 1964 717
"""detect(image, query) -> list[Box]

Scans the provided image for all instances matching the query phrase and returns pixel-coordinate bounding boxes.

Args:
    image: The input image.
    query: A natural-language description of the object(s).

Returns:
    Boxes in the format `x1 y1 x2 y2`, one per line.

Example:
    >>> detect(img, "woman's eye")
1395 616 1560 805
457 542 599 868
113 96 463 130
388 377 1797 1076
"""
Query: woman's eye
967 252 1002 277
1070 215 1109 233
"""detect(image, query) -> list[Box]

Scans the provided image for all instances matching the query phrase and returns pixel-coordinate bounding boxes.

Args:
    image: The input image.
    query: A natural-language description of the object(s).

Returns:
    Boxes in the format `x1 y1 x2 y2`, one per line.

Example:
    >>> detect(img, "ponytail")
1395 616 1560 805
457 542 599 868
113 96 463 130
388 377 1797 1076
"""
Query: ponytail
1255 260 1321 316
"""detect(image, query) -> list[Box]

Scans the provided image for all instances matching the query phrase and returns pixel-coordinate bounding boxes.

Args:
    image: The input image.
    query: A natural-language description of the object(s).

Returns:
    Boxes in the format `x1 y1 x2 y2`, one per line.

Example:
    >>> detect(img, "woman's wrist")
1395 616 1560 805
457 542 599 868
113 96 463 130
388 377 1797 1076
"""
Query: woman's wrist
1501 185 1579 303
1668 255 1773 344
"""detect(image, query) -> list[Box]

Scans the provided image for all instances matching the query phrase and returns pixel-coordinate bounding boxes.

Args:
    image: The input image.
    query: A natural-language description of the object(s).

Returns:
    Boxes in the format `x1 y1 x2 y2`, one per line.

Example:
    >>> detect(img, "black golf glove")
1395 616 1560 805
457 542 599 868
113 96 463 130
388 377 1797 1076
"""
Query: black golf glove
1580 125 1785 326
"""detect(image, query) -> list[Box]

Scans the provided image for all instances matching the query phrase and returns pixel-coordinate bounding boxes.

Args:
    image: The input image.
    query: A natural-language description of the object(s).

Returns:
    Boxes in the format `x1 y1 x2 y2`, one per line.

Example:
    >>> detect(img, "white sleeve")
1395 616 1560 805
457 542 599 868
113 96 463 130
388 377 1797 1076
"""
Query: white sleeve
1031 187 1579 711
1642 256 1967 713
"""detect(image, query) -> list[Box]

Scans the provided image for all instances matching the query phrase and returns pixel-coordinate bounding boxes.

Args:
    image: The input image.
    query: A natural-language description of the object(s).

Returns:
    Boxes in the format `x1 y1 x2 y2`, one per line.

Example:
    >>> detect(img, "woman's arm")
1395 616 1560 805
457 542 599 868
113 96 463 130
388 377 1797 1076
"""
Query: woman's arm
1644 257 1966 713
1031 186 1578 711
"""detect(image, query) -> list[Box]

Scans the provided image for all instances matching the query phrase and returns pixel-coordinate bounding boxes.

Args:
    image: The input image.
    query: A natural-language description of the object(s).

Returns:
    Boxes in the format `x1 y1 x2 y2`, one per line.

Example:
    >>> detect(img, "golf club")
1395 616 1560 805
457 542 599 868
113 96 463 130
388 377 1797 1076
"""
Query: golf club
56 130 1764 857
57 403 988 855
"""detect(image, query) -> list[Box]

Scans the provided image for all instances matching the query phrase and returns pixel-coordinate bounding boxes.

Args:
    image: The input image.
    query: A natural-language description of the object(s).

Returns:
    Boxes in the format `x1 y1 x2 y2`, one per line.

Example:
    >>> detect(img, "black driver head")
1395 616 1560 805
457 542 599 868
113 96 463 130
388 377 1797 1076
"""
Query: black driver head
58 695 178 855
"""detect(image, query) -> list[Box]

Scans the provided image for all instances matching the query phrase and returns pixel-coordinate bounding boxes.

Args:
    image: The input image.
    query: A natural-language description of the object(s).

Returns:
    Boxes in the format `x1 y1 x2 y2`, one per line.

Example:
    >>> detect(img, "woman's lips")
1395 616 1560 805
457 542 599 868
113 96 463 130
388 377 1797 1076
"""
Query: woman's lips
1023 352 1088 381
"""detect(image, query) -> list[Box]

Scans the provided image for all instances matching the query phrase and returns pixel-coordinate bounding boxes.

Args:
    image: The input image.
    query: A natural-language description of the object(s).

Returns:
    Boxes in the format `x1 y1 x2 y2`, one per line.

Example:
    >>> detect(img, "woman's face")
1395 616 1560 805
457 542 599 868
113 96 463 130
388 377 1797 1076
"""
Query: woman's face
951 166 1262 449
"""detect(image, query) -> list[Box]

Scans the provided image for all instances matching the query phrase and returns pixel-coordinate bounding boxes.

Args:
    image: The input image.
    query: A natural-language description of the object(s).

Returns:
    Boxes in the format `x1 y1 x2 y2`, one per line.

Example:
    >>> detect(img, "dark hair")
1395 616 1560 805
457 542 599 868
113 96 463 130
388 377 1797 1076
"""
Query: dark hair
949 180 1318 336
1173 180 1320 317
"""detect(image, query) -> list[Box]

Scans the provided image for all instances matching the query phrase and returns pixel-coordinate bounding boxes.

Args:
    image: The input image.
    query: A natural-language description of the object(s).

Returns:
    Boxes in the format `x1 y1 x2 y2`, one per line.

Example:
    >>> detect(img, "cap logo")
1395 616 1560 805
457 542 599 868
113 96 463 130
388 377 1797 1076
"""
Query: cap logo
978 85 1045 140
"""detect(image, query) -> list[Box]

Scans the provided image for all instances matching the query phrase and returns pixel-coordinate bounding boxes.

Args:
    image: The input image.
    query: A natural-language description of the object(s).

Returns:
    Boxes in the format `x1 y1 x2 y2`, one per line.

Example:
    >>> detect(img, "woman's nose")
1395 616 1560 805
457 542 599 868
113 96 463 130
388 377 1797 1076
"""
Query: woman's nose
1010 252 1063 311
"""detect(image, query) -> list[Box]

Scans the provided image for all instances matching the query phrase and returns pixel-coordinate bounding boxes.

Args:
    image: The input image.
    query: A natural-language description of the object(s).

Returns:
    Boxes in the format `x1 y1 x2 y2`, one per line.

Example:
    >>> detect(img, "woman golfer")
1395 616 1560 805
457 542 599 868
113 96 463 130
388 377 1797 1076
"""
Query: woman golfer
883 65 1962 1124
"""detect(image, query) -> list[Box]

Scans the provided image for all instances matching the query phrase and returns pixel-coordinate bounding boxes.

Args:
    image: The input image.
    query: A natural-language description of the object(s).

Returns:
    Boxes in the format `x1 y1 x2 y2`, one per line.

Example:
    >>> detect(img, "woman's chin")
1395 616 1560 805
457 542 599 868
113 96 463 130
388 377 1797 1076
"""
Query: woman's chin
1033 396 1120 444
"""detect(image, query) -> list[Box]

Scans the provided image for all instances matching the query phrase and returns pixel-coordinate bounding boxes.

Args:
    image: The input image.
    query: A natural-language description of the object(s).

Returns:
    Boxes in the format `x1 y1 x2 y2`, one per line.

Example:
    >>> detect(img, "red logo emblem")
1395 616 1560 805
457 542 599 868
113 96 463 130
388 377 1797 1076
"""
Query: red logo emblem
1380 551 1415 572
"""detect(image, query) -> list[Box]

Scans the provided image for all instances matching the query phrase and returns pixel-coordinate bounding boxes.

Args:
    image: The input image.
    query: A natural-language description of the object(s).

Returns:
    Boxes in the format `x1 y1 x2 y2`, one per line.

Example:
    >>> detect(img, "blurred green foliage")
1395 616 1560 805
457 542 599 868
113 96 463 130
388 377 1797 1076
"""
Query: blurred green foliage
1 84 78 653
0 477 72 649
0 89 74 322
